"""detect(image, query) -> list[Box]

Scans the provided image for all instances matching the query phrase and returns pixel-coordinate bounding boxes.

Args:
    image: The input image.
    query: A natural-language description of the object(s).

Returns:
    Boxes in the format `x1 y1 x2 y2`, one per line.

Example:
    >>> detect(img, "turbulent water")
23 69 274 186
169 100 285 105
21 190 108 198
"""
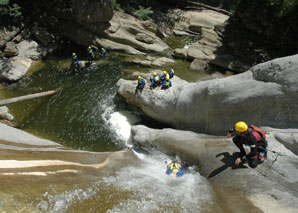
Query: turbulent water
1 52 229 212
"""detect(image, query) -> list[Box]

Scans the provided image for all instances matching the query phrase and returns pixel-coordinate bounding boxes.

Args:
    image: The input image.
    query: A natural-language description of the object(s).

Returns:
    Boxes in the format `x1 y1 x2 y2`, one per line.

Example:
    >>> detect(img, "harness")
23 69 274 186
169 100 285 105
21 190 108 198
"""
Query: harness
248 126 268 158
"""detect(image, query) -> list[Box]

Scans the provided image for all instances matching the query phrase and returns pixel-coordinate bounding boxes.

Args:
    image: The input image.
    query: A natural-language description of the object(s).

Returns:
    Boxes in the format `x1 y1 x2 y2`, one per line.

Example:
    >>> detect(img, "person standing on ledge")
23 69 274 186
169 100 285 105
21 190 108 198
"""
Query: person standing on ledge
227 121 268 168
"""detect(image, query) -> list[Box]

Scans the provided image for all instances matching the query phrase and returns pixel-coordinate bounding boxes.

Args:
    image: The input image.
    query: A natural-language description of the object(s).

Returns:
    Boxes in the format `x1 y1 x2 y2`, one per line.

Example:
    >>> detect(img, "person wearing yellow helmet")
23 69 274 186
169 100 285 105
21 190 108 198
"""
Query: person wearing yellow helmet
159 70 169 83
150 72 161 90
71 52 79 72
101 47 107 56
86 46 95 63
227 121 268 168
136 75 146 92
166 161 184 178
161 74 172 90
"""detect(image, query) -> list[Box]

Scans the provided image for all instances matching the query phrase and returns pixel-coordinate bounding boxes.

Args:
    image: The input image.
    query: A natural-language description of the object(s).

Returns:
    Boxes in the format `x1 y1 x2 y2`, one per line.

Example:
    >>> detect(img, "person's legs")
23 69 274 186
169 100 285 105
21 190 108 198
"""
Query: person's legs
232 136 246 157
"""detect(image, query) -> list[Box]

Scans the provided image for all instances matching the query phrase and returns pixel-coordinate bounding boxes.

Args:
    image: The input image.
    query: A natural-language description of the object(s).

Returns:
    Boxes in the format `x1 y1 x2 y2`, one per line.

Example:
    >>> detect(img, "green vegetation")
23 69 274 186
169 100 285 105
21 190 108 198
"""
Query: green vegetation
132 6 153 21
0 0 21 17
111 0 121 11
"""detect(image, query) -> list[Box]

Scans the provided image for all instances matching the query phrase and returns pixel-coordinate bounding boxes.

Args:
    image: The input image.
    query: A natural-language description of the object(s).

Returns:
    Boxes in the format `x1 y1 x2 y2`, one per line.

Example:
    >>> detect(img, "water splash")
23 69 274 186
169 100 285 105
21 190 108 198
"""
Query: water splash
103 151 214 212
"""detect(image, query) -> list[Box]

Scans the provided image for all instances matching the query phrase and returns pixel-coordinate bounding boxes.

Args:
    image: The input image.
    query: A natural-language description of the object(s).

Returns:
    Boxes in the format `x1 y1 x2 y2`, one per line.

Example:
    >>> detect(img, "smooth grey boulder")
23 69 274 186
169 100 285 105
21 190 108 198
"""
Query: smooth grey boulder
0 41 46 82
117 54 298 135
131 125 298 212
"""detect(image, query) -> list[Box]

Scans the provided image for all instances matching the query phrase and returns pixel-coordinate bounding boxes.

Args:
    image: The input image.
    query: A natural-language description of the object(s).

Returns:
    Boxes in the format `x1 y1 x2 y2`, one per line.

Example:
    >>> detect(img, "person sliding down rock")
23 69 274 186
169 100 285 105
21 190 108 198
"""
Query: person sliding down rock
150 72 161 90
136 76 145 92
166 161 184 178
161 75 172 90
227 121 268 168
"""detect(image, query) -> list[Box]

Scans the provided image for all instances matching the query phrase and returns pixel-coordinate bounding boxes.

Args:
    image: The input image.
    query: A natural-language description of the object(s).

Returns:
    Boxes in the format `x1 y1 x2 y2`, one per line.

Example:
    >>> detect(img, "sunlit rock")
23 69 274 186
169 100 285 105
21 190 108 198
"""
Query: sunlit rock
118 54 298 134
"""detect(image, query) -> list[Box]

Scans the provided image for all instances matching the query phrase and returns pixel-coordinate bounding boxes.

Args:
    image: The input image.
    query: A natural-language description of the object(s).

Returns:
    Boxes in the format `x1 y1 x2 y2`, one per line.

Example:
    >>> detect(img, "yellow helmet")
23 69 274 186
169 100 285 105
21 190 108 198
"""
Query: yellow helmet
102 48 104 50
138 76 142 79
172 168 179 174
235 121 248 133
166 76 170 81
88 46 91 49
72 53 76 56
163 71 167 75
153 72 157 76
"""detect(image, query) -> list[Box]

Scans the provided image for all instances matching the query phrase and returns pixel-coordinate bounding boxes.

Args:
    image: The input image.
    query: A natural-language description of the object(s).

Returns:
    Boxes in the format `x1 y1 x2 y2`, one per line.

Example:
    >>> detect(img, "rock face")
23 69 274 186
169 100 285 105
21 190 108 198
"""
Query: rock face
131 125 298 212
171 9 250 72
42 1 169 55
117 54 298 135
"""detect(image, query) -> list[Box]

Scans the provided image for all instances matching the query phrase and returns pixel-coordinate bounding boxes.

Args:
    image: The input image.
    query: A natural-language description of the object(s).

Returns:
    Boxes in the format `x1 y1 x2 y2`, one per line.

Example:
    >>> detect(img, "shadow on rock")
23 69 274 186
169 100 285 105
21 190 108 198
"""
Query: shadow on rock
208 152 248 178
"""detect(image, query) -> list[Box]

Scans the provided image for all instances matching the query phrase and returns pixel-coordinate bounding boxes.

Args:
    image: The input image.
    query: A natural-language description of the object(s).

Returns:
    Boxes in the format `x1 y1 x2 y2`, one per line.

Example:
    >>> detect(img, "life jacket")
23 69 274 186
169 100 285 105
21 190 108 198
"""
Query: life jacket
248 125 268 153
249 125 266 140
72 55 77 60
164 80 170 87
154 76 160 82
138 79 143 84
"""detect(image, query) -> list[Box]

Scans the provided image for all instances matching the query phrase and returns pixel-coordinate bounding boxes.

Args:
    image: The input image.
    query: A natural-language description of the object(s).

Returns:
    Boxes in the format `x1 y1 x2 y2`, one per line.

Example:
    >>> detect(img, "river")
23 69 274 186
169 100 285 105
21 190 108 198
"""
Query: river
0 47 231 212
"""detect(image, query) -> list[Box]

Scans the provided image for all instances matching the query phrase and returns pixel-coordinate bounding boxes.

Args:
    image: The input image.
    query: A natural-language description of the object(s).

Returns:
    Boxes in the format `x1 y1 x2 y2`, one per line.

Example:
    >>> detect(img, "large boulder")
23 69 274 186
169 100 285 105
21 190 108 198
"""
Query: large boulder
0 41 46 82
131 125 298 212
117 54 298 135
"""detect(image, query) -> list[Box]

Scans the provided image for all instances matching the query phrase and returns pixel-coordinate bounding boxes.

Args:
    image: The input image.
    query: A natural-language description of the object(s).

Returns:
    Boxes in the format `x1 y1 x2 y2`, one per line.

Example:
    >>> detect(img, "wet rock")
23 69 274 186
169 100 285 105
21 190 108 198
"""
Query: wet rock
131 125 298 212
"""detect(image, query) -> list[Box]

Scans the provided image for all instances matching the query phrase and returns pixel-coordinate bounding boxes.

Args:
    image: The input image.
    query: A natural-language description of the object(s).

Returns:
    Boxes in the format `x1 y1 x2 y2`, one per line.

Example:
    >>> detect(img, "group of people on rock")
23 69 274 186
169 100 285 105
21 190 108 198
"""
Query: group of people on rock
136 69 175 92
72 46 268 174
71 46 107 70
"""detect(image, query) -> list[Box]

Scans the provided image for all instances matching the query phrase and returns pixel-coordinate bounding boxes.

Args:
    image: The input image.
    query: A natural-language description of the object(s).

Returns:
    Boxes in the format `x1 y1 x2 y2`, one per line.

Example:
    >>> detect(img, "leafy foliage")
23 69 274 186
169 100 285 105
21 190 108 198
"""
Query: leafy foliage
132 6 153 21
0 0 21 17
111 0 121 11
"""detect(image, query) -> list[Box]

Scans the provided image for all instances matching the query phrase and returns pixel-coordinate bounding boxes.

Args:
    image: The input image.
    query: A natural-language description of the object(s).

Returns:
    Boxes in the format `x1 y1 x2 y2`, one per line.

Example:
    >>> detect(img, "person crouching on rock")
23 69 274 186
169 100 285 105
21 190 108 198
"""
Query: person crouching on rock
160 70 169 83
161 75 172 90
227 121 268 168
136 76 145 92
166 161 184 178
150 72 161 90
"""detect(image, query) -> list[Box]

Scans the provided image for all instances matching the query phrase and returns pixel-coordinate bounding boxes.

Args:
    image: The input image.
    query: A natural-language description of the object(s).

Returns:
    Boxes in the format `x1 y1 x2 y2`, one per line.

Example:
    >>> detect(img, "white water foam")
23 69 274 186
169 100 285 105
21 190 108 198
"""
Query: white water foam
103 151 214 212
108 112 132 144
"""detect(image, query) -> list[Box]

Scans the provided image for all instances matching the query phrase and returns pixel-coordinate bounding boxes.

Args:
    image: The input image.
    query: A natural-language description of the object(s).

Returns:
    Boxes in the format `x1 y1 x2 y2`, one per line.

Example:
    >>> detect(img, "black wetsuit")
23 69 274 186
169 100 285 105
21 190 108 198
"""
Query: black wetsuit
229 126 266 168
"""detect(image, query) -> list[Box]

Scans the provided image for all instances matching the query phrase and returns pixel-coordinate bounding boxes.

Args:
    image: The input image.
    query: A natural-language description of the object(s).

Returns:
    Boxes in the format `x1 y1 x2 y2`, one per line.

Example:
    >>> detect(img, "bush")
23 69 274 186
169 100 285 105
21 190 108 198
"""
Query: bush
0 0 21 17
132 6 153 21
111 0 121 11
